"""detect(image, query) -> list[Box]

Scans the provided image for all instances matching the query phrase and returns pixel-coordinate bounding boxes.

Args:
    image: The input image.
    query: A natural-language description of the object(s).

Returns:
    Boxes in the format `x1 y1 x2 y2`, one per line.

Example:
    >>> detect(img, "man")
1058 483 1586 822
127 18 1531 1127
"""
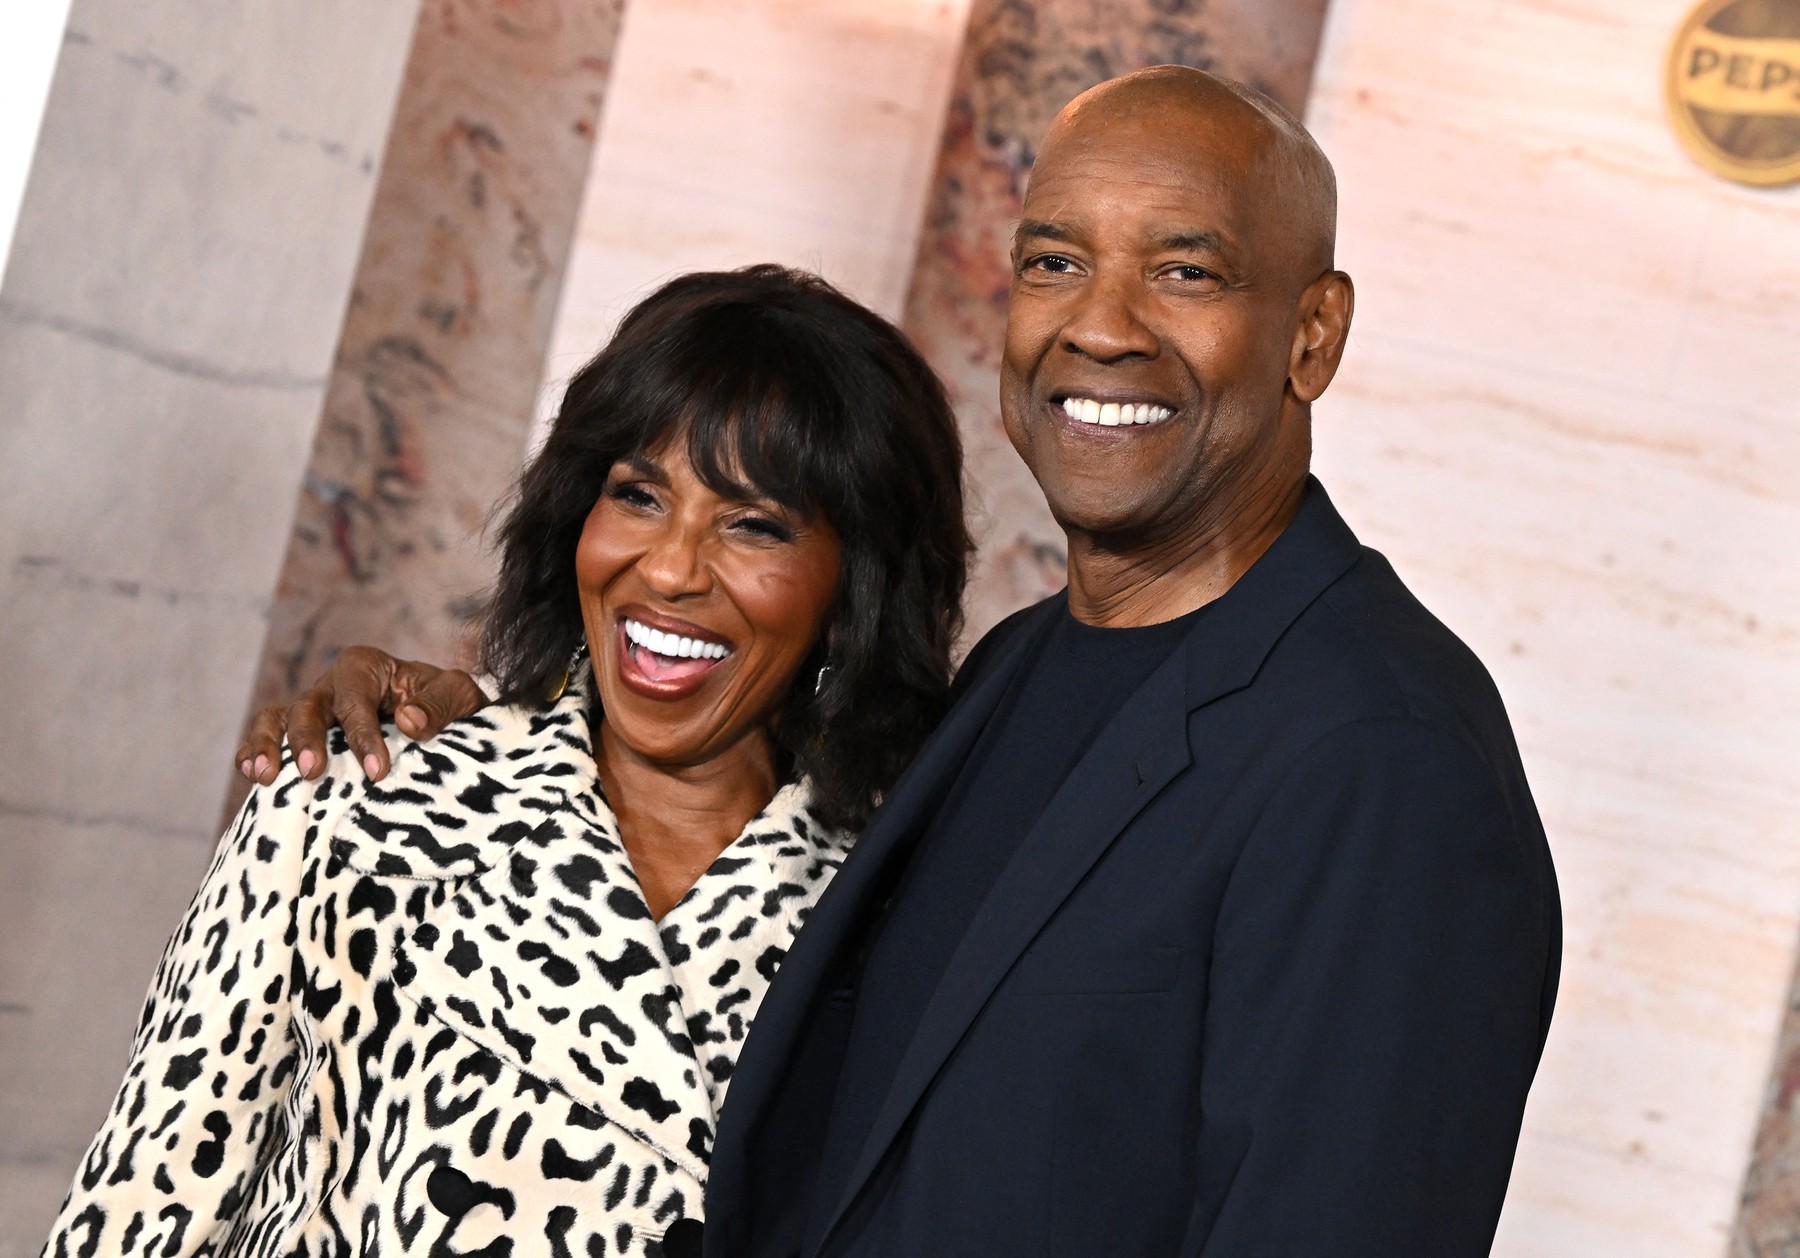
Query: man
255 67 1559 1255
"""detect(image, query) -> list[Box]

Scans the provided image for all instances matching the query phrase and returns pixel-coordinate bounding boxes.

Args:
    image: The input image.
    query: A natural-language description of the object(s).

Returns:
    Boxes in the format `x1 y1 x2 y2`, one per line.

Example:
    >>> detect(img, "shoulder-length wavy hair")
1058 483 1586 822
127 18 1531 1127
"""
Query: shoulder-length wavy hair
480 265 970 832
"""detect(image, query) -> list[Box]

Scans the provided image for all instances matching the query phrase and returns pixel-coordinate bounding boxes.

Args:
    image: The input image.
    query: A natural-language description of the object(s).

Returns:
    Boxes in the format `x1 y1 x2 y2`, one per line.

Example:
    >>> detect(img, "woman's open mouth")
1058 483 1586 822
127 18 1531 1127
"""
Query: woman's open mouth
617 615 733 699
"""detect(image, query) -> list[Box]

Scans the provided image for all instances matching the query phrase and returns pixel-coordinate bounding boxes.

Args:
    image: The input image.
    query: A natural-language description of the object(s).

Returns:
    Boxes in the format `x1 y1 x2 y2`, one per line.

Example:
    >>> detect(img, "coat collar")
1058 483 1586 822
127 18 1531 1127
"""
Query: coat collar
787 479 1366 1252
331 665 849 1185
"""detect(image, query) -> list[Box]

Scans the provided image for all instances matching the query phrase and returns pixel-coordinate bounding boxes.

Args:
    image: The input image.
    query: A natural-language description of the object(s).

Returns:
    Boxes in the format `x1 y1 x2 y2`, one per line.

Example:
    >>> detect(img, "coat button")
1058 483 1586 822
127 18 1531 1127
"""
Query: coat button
426 1165 480 1219
660 1217 704 1258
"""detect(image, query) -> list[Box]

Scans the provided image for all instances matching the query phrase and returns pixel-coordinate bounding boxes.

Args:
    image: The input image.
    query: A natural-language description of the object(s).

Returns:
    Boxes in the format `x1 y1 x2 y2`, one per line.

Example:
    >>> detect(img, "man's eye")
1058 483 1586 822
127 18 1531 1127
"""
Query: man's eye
1168 264 1217 283
1024 254 1076 275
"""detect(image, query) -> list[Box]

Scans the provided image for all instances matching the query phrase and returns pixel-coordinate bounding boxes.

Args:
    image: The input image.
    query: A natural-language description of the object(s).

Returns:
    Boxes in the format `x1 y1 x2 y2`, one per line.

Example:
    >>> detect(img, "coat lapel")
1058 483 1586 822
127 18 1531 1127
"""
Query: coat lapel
706 600 1060 1202
811 480 1367 1250
331 668 717 1184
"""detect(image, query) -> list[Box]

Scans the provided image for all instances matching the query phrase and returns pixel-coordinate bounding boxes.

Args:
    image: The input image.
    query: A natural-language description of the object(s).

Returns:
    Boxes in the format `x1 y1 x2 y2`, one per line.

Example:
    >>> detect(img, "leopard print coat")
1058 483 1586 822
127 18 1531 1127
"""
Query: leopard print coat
42 670 851 1258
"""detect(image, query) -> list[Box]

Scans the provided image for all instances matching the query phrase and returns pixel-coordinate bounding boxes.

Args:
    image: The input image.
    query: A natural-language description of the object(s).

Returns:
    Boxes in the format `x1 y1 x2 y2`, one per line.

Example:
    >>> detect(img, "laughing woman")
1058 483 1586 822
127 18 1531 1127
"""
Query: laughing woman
43 266 968 1258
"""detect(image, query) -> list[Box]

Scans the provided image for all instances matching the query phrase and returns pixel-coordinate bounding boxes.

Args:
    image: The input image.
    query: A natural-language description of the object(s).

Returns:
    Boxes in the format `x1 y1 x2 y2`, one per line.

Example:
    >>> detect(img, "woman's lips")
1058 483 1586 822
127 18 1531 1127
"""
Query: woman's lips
615 617 731 700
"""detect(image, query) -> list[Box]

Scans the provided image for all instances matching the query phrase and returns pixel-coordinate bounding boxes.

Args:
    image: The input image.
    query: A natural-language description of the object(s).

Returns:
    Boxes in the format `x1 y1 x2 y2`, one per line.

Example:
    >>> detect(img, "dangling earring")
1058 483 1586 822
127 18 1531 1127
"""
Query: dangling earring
813 659 833 697
546 642 588 703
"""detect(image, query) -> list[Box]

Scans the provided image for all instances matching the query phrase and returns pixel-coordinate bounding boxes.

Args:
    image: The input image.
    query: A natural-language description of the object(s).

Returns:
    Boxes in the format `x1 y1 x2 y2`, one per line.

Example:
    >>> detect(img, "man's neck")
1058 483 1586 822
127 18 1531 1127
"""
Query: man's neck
1064 477 1306 628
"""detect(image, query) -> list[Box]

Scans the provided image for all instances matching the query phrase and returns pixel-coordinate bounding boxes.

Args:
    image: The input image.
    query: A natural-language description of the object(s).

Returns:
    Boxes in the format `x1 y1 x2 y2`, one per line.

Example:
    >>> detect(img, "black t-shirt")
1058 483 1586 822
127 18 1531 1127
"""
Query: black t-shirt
817 597 1204 1193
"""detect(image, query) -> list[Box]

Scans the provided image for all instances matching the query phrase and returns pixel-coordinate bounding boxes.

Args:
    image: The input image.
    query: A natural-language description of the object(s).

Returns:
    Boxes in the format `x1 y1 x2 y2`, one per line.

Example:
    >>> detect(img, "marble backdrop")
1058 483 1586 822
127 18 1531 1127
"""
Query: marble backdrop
533 0 974 428
897 0 1333 638
0 1 420 1249
5 0 1800 1254
1302 0 1800 1253
244 0 623 771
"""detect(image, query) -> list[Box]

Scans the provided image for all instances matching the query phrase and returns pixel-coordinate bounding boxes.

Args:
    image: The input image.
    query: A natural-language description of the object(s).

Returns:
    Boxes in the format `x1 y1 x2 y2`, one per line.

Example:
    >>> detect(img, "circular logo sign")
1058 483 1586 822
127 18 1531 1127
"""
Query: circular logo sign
1666 0 1800 186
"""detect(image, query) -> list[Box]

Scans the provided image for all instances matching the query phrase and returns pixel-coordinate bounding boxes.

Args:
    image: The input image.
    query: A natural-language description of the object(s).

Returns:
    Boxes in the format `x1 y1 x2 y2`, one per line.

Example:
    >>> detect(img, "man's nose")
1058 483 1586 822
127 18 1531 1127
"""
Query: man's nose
1060 275 1159 362
637 523 713 597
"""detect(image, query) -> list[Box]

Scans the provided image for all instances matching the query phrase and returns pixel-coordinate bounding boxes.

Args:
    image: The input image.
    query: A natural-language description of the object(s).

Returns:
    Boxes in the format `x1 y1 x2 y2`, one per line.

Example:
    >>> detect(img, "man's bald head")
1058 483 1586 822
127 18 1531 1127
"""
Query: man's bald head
1037 65 1338 279
1000 63 1355 594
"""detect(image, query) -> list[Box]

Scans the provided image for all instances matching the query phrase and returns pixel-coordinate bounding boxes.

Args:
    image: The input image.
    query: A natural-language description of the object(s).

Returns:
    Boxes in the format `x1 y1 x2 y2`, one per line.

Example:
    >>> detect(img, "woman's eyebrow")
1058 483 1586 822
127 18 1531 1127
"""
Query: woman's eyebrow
617 453 667 482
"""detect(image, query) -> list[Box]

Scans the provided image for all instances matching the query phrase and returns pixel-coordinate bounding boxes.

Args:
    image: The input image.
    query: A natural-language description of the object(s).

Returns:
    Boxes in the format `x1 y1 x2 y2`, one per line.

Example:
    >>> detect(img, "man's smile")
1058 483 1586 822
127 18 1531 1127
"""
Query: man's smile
1057 395 1176 428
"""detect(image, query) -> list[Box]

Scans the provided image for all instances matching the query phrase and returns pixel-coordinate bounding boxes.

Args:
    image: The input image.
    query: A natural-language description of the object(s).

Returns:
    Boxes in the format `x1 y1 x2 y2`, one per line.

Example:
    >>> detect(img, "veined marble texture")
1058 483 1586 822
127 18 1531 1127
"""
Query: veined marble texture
533 0 973 438
897 0 1333 640
0 0 420 1251
1302 0 1800 1253
245 0 623 786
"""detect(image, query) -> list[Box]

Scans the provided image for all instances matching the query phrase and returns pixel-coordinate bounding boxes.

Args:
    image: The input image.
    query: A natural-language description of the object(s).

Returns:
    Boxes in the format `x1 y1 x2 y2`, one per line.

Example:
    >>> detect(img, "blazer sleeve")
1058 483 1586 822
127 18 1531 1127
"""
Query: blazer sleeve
43 765 318 1258
1181 716 1557 1257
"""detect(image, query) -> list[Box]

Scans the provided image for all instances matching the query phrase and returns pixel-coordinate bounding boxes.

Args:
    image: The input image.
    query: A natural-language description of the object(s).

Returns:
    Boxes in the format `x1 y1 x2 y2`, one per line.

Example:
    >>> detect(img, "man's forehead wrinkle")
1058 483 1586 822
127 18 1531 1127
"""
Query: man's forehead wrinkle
1047 64 1338 274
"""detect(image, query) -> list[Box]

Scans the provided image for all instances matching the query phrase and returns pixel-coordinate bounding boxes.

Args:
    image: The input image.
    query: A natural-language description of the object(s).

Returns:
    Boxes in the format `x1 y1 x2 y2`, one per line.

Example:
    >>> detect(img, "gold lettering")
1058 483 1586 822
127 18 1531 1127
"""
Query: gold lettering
1679 31 1800 117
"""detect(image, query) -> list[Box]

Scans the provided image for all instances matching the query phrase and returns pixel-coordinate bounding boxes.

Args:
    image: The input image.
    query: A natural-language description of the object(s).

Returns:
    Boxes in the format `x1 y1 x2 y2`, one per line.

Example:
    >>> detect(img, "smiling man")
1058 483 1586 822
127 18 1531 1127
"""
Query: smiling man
698 68 1559 1257
250 67 1559 1257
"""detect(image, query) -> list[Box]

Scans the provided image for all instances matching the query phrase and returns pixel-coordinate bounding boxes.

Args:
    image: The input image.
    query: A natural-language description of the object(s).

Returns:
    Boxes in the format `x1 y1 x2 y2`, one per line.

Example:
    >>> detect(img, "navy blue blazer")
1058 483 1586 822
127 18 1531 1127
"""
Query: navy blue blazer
704 480 1561 1257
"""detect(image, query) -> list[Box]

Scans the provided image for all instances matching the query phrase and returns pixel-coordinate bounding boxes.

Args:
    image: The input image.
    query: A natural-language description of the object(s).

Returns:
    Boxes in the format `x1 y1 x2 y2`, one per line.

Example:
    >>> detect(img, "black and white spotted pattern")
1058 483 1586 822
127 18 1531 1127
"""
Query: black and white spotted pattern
42 668 851 1258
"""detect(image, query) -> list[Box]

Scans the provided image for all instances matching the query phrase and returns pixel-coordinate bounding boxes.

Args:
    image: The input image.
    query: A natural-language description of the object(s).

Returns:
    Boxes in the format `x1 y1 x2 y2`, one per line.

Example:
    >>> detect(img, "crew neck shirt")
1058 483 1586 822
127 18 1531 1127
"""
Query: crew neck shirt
816 596 1206 1204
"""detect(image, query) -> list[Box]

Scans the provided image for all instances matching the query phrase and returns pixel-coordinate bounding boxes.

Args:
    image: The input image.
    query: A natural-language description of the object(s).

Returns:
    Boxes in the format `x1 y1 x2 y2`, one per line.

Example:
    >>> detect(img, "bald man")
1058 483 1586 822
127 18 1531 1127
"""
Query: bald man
258 68 1559 1257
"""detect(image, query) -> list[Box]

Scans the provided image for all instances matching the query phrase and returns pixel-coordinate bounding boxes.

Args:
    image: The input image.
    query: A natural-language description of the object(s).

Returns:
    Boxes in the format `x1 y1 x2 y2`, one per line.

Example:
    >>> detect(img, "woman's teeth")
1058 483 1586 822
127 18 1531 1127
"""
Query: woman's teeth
1061 397 1174 427
623 618 730 660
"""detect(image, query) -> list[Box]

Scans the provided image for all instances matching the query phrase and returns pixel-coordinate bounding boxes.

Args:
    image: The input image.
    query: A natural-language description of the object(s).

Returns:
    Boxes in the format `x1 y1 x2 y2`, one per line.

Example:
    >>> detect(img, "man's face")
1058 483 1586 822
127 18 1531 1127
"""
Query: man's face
1001 105 1309 545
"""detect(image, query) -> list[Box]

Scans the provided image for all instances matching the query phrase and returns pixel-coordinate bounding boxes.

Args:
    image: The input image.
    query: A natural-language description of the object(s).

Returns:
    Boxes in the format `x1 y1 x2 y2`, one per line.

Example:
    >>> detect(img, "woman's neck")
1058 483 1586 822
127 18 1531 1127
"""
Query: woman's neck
592 718 780 919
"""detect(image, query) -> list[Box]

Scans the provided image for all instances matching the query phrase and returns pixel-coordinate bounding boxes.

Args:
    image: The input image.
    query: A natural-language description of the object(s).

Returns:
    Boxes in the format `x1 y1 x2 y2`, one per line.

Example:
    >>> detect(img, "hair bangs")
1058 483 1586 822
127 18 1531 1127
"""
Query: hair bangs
642 303 852 523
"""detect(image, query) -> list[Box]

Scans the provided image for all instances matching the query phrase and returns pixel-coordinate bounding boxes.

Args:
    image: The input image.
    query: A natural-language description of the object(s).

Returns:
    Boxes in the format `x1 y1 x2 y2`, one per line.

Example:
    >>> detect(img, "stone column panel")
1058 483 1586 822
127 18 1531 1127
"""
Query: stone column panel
899 0 1333 639
1736 953 1800 1256
0 0 423 1247
245 0 624 757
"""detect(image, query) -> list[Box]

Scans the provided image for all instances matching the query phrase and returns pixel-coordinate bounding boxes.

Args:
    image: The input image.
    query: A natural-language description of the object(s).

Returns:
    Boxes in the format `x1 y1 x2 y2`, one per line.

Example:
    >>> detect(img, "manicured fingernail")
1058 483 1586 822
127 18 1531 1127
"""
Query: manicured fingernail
363 754 382 778
297 749 316 775
397 705 425 732
254 754 269 778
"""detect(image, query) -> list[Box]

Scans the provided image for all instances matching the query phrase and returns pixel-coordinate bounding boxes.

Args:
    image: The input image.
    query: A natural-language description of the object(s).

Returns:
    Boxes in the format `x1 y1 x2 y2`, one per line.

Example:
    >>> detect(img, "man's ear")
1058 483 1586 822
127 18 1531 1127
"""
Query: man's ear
1287 270 1354 403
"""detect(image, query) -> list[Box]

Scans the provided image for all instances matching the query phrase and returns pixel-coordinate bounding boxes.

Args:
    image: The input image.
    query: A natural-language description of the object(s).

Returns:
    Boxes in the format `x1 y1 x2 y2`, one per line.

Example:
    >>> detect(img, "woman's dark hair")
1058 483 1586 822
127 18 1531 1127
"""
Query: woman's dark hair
480 264 970 831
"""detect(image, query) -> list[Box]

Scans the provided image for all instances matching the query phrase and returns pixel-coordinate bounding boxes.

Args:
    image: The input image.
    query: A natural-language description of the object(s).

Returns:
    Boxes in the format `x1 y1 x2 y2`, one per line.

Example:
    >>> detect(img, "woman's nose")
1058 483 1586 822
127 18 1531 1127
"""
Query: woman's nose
636 523 713 597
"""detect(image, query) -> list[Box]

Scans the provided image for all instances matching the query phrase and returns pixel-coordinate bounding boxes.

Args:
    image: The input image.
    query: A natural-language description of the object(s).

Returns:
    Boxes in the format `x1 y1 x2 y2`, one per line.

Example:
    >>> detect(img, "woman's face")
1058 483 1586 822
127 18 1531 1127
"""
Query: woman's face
575 440 843 772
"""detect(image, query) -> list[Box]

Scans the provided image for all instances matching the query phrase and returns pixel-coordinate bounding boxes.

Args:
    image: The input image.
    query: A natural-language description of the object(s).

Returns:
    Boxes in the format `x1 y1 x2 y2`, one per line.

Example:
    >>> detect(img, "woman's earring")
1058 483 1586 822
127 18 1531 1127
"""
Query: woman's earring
813 659 833 697
546 642 589 703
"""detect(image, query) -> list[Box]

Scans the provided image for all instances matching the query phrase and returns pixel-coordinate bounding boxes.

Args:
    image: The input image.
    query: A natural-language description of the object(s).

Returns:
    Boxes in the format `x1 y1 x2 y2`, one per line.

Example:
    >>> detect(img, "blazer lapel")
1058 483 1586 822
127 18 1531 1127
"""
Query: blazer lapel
809 648 1192 1253
811 479 1366 1250
706 600 1060 1202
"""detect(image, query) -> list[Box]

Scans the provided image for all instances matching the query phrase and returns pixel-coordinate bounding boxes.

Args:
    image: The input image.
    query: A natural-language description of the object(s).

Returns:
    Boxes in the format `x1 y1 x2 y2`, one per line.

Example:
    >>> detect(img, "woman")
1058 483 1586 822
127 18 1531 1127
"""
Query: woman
43 265 969 1258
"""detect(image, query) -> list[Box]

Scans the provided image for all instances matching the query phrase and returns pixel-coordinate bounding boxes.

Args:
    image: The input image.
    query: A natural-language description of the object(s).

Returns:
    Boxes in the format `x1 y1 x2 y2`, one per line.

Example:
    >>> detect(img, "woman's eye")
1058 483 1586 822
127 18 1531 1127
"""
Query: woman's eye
733 515 794 543
607 483 658 509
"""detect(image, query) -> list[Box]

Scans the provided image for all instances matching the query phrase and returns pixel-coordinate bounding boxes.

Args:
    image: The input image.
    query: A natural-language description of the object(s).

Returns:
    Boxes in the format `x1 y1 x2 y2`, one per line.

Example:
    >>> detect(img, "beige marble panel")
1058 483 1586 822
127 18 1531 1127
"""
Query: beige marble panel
535 0 973 423
0 1 421 1251
1303 0 1800 1251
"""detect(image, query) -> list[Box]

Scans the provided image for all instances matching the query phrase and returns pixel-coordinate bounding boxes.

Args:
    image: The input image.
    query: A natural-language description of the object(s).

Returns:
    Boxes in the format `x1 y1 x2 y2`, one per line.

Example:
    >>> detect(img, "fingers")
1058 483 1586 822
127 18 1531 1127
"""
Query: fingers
235 706 290 785
330 645 400 781
232 646 481 789
393 667 489 740
283 687 337 783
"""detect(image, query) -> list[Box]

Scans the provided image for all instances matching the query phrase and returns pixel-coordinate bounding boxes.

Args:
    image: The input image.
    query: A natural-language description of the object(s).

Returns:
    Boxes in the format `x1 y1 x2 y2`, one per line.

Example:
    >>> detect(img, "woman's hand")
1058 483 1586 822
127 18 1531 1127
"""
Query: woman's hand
235 645 489 785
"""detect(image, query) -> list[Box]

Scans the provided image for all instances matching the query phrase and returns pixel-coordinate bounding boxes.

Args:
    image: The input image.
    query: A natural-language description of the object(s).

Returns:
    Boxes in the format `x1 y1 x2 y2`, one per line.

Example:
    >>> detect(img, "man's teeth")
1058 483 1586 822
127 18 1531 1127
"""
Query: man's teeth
1060 397 1174 427
623 618 729 660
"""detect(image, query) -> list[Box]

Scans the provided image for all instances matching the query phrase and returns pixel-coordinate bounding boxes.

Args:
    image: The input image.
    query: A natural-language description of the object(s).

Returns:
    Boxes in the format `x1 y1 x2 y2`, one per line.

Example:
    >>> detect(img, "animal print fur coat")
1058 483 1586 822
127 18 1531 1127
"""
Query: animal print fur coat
42 670 851 1258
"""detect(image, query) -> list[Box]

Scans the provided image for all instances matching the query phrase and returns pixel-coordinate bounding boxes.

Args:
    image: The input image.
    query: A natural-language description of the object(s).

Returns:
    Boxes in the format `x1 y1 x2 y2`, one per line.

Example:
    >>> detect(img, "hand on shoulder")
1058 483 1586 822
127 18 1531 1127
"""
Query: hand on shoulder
235 645 489 786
